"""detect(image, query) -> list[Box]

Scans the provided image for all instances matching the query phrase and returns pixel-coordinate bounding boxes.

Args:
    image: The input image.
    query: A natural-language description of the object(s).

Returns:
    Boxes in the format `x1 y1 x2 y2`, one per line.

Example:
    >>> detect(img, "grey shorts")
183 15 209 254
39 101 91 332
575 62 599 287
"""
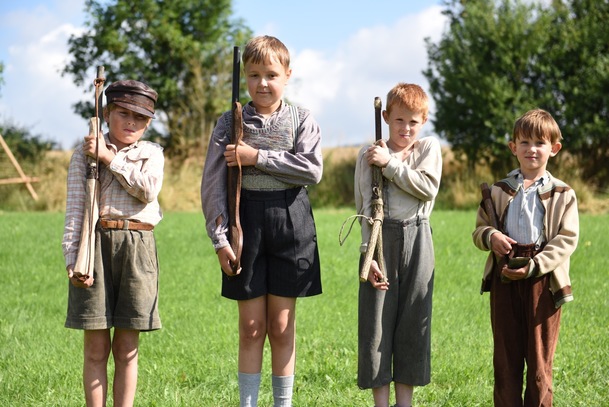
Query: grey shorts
358 217 434 388
65 228 161 331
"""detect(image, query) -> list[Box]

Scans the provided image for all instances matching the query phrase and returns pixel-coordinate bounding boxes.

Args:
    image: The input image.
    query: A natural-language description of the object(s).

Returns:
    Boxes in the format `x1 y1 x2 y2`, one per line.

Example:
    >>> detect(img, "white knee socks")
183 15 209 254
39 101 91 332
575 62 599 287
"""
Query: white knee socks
272 374 294 407
239 372 261 407
238 373 294 407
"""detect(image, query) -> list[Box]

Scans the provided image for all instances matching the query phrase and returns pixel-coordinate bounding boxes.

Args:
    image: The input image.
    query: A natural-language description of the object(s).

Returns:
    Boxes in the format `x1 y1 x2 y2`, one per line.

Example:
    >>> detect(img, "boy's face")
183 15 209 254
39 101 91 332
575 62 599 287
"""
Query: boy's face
382 105 427 151
244 56 291 115
509 134 561 178
104 105 152 150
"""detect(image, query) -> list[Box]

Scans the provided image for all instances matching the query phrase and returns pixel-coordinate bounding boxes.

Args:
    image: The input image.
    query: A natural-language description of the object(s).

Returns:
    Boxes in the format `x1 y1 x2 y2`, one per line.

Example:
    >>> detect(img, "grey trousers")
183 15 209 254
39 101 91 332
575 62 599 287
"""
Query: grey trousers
358 217 434 389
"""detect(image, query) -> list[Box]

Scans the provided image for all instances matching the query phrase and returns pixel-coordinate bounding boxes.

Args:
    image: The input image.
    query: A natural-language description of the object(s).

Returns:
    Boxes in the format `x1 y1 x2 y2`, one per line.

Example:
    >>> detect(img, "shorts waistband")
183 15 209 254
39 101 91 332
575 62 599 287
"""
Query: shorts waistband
241 186 303 201
99 219 154 231
383 216 429 227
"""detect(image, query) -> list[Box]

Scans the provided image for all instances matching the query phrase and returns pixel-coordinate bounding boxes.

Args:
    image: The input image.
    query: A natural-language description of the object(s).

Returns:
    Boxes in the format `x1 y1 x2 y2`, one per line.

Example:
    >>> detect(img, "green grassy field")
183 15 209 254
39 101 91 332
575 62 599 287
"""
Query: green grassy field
0 209 607 406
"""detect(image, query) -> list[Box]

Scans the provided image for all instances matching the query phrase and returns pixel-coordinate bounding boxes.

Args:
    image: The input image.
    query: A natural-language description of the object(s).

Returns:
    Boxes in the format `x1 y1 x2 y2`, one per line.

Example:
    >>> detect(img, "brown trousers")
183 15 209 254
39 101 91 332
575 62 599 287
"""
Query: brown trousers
490 245 561 407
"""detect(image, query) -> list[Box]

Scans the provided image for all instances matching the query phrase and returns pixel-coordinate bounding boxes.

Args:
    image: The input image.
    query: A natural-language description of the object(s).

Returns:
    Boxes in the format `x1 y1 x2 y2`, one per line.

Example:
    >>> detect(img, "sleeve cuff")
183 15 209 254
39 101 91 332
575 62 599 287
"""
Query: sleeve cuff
526 259 537 278
486 230 499 250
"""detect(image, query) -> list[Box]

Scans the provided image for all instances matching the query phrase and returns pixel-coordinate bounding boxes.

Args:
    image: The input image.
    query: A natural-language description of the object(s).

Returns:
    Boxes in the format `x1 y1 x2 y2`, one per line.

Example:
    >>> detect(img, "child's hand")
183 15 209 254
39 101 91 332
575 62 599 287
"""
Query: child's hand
501 262 530 281
365 139 391 168
490 232 517 257
66 265 93 288
225 141 258 167
216 246 241 276
367 260 389 291
83 132 114 165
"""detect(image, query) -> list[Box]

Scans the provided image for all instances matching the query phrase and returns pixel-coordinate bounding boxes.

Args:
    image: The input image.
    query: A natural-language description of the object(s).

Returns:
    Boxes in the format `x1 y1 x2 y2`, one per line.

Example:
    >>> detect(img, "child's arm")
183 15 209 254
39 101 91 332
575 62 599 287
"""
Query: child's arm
251 109 322 186
382 137 442 201
105 142 164 203
62 147 88 272
202 112 232 251
531 189 579 276
354 145 373 254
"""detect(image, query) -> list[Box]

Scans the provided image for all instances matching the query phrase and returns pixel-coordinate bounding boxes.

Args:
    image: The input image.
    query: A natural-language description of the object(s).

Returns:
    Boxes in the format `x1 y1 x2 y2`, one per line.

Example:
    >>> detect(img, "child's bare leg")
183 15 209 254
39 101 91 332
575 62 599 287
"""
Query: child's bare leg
112 328 140 407
372 384 390 407
83 329 111 407
238 296 267 373
394 382 413 407
267 294 296 375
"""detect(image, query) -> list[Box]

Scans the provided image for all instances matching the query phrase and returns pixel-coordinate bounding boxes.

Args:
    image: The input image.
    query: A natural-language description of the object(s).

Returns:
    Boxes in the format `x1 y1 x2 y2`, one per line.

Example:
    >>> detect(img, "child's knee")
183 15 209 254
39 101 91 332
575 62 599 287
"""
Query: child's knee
84 341 111 364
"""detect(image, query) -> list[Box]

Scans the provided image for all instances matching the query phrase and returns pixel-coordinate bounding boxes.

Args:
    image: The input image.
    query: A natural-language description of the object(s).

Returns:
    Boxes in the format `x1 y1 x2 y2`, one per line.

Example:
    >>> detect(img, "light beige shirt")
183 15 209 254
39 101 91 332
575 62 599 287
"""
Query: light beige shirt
62 134 164 267
355 136 442 253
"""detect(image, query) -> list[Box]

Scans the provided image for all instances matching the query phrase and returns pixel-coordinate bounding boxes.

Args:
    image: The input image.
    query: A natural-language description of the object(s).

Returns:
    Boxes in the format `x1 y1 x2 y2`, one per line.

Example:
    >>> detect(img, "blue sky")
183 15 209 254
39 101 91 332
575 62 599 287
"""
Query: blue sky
0 0 446 150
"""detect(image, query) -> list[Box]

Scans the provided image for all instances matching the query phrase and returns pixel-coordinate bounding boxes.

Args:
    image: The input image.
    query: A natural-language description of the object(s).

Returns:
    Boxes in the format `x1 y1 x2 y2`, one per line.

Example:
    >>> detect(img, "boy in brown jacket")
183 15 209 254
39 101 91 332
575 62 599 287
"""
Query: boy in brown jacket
472 109 579 406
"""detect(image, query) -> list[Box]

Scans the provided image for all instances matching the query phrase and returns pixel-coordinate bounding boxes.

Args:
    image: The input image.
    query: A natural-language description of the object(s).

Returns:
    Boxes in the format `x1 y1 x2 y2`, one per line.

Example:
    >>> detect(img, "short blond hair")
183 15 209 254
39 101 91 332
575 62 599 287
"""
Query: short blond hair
242 35 290 69
512 109 562 144
386 83 429 121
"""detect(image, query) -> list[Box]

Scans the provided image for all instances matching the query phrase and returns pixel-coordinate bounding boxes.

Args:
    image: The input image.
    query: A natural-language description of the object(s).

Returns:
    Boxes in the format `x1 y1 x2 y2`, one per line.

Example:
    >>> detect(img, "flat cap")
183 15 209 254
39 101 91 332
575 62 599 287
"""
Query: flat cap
105 80 158 118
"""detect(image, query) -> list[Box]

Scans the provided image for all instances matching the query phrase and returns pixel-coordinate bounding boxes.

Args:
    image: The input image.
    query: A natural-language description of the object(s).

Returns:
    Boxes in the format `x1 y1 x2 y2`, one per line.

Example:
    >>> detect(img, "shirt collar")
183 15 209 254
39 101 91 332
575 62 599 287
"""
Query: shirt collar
509 169 549 188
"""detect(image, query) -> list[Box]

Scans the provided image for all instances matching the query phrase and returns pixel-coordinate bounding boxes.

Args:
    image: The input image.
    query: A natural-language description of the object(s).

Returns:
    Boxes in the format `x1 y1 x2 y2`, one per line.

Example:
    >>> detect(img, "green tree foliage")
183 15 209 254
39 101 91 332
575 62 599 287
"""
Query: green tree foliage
0 122 57 164
62 0 252 157
424 0 609 187
542 0 609 187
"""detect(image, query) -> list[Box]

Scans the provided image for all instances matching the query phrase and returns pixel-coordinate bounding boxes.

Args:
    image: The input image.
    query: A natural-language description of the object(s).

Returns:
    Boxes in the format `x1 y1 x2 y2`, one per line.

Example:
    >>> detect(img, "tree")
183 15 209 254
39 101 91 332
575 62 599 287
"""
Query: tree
62 0 252 157
424 0 554 176
424 0 609 187
540 0 609 186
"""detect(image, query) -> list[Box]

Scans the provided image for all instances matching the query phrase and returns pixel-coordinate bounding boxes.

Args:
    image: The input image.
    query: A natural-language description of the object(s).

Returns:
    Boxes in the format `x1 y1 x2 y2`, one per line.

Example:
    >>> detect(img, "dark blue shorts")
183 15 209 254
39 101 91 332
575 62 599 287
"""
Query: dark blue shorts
221 187 322 300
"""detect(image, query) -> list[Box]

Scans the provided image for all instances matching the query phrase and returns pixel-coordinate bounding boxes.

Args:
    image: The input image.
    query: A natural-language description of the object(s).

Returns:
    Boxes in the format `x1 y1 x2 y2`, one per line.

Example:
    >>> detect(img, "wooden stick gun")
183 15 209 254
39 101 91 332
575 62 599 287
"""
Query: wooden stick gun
227 46 243 274
73 66 105 287
360 97 386 282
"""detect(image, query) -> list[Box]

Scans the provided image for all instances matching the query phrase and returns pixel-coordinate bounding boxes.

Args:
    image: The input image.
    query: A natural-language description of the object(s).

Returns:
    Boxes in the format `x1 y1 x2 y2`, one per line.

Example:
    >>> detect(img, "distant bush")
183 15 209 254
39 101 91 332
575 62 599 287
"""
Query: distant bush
1 145 607 214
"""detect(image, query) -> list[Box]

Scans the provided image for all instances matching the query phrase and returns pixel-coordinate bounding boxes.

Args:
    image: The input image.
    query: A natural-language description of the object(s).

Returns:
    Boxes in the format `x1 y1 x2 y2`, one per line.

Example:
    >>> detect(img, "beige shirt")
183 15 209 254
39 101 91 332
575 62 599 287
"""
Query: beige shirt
355 136 443 253
62 134 164 267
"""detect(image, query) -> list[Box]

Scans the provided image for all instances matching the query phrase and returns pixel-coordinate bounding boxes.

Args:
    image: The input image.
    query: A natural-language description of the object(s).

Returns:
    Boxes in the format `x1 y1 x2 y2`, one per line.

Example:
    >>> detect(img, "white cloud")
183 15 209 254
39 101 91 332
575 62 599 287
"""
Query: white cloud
285 5 446 147
0 1 86 150
0 3 446 150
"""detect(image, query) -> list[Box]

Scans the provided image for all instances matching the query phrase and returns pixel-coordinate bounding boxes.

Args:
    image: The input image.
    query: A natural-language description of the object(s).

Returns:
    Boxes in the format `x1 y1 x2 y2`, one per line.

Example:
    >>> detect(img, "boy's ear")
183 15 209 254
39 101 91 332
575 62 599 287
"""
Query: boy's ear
550 141 562 157
382 110 389 123
508 140 517 155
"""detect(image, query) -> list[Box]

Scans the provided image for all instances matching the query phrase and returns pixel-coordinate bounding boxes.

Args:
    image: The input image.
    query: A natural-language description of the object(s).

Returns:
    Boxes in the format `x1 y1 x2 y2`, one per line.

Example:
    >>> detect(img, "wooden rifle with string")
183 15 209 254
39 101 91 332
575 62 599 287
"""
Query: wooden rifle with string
360 97 386 282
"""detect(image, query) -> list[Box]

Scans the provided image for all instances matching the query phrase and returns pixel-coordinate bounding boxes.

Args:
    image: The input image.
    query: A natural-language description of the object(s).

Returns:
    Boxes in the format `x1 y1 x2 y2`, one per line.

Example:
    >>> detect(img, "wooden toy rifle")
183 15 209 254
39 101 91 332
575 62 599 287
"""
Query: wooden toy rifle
73 66 105 287
227 46 243 274
360 97 386 282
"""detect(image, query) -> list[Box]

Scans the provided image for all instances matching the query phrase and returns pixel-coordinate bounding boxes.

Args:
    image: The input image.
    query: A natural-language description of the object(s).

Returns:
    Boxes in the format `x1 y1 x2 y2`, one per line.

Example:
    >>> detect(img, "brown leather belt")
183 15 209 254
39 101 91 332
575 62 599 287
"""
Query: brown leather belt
99 219 154 231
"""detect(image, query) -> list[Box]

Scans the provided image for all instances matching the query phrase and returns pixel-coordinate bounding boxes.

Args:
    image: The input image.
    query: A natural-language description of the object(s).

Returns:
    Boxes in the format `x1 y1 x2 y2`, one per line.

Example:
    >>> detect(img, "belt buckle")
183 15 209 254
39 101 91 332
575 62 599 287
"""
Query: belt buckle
122 219 130 230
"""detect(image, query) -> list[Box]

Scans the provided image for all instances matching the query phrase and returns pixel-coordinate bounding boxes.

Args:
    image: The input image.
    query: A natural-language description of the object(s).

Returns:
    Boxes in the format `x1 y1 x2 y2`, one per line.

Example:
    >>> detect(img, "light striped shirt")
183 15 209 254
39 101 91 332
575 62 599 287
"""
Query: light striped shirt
62 134 164 267
504 169 547 245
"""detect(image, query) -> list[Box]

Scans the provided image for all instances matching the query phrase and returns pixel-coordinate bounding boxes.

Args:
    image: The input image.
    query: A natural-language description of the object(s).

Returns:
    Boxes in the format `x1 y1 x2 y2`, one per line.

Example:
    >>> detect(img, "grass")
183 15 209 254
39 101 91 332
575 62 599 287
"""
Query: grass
0 209 607 406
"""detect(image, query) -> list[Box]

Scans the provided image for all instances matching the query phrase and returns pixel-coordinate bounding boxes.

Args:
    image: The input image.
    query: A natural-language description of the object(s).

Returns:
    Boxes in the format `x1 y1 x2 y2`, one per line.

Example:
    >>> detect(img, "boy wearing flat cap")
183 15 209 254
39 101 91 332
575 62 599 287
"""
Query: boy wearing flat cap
62 80 164 406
